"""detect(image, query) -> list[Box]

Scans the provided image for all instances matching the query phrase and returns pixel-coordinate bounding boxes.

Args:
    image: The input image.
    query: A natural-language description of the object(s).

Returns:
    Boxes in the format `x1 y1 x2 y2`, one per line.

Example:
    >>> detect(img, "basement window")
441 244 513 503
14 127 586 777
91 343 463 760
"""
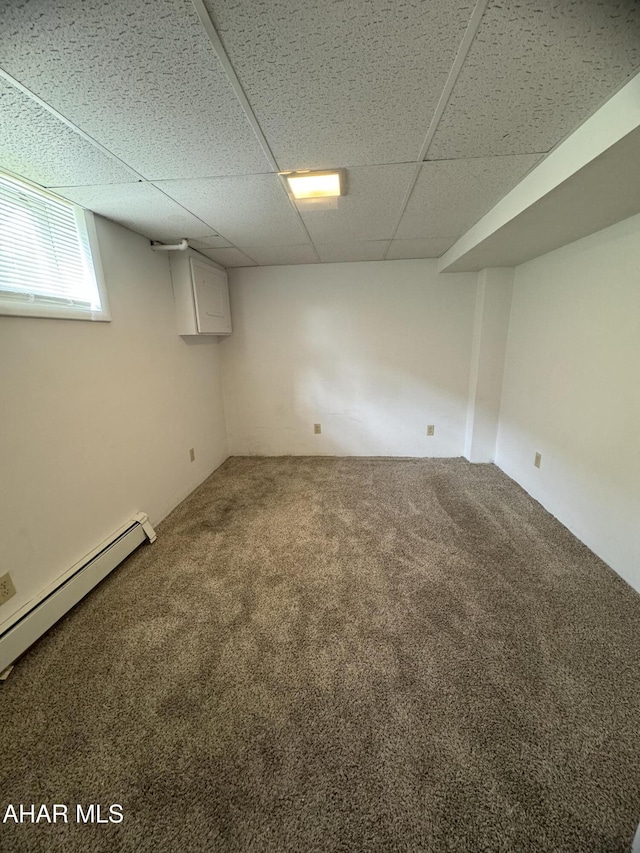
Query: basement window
0 171 109 321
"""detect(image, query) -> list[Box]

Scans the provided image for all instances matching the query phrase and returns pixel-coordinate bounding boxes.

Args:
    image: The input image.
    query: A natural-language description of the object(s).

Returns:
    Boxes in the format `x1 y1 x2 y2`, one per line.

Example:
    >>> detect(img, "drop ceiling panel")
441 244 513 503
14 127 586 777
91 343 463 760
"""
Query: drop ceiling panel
386 238 455 260
189 235 234 250
0 79 134 187
429 0 640 160
299 164 416 244
205 0 476 169
395 155 541 240
441 124 640 272
0 0 270 180
317 242 388 263
239 245 317 266
199 247 257 267
50 183 213 242
155 174 309 246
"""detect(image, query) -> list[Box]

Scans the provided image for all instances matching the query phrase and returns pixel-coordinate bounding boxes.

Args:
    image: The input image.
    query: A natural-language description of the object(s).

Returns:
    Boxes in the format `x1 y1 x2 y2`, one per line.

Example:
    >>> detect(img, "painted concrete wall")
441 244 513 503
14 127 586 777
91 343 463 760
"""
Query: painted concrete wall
496 213 640 592
220 260 477 457
6 204 635 632
464 267 514 462
0 217 229 629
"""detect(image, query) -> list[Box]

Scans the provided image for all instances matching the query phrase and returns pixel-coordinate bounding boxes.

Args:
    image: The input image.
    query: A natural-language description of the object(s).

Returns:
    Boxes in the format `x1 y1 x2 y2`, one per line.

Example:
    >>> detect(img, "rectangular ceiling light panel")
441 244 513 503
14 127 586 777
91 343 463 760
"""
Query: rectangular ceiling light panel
283 170 345 200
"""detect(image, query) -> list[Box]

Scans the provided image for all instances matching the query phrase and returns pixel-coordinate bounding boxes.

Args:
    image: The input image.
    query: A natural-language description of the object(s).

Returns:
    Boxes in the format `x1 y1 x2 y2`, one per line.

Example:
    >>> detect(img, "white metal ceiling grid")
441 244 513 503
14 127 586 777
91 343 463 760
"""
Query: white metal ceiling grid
0 0 638 266
201 0 477 169
428 0 640 160
153 174 310 246
299 164 418 245
188 235 234 250
316 242 390 264
386 238 460 261
51 182 217 242
0 0 271 180
198 246 257 266
237 244 319 266
395 154 543 241
0 78 134 187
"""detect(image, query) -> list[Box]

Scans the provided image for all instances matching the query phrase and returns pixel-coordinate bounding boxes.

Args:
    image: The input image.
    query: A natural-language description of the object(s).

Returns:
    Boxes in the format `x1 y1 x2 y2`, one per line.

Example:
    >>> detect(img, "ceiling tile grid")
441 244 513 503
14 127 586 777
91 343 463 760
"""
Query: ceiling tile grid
204 0 476 169
189 235 234 250
299 164 417 244
238 245 318 266
0 0 270 180
50 183 215 242
317 242 389 264
1 0 638 267
154 174 310 246
0 78 134 187
386 238 457 260
428 0 640 160
199 247 257 266
395 154 542 240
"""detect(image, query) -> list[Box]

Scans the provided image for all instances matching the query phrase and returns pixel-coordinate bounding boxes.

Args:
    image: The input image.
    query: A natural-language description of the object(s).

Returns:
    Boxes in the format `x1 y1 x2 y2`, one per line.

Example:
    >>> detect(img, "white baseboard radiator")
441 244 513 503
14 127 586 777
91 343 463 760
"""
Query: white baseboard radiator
0 512 156 675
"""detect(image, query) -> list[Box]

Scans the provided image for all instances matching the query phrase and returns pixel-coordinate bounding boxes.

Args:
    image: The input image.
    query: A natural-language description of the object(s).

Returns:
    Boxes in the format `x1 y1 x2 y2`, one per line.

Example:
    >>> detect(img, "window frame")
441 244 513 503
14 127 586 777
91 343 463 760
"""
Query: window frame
0 173 110 322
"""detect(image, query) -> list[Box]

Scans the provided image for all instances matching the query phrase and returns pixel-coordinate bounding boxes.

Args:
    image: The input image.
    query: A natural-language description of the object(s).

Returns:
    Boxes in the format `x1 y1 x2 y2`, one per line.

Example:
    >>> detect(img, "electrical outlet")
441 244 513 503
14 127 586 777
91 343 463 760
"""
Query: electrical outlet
189 448 195 462
427 425 435 436
314 423 322 435
0 572 16 607
534 452 542 468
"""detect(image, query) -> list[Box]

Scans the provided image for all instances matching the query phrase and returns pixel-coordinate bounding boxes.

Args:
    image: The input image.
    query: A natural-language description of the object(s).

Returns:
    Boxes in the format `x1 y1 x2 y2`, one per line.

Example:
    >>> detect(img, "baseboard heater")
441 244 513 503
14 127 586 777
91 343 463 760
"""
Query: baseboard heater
0 512 156 675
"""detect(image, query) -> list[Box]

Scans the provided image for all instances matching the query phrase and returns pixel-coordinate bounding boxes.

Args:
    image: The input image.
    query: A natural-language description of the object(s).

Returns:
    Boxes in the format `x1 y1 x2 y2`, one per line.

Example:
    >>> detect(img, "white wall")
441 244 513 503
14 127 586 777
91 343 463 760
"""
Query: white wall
220 260 477 456
0 217 228 628
496 213 640 592
464 267 513 462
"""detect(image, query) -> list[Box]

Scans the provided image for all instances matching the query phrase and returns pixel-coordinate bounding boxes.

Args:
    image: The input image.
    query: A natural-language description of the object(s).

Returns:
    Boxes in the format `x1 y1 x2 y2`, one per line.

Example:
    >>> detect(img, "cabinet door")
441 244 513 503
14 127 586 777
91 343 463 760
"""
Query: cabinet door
190 259 231 335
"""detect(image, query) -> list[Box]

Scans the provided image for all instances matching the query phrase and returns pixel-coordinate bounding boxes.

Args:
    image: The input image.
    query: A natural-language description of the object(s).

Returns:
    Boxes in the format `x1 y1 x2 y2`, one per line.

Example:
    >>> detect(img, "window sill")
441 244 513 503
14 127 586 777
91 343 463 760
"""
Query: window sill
0 302 111 321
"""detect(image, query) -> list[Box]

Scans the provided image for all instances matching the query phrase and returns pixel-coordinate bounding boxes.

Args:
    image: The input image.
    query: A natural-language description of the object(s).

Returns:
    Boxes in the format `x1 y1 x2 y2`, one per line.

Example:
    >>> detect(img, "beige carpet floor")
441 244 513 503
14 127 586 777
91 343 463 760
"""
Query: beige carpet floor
1 457 639 852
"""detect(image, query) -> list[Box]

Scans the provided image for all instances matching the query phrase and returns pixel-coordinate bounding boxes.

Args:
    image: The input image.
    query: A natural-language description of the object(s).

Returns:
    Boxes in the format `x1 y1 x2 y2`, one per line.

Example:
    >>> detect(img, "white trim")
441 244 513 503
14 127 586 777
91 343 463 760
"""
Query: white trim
81 209 111 321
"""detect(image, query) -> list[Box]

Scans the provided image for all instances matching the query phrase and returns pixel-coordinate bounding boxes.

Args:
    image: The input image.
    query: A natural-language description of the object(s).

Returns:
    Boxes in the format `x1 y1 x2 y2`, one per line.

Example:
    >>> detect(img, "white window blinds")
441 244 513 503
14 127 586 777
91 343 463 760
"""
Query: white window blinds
0 172 108 320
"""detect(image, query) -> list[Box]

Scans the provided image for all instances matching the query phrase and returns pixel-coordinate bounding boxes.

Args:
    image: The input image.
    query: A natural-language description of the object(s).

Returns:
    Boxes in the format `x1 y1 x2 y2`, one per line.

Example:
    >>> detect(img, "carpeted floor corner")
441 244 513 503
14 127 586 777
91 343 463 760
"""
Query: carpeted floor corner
1 457 639 852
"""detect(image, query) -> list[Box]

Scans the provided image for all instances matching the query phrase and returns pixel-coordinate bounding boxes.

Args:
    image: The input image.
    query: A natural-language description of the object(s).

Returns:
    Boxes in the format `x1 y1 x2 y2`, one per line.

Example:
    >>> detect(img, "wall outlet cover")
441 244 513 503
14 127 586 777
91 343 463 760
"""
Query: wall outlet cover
0 572 16 607
314 423 322 434
427 425 435 436
534 452 542 468
189 448 195 462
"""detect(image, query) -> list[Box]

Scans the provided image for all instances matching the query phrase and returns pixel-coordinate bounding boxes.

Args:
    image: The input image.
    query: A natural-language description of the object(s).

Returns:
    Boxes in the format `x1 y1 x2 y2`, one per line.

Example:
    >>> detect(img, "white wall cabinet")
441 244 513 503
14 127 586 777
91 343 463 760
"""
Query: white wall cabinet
170 250 232 336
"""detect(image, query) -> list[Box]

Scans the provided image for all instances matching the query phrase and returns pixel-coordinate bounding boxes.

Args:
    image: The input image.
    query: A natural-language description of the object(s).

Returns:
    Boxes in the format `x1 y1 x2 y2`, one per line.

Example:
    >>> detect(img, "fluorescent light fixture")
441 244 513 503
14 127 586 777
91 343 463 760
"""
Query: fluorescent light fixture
282 169 345 200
